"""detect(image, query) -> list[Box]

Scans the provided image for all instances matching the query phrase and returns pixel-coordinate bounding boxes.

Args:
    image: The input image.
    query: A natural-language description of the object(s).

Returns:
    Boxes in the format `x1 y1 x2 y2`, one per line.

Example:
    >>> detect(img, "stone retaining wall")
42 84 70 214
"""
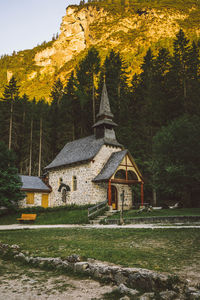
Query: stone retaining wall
105 216 200 225
0 242 200 299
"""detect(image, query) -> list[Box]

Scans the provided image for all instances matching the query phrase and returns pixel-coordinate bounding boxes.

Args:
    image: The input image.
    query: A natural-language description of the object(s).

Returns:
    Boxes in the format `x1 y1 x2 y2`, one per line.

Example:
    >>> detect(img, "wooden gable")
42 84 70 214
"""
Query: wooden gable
110 152 143 184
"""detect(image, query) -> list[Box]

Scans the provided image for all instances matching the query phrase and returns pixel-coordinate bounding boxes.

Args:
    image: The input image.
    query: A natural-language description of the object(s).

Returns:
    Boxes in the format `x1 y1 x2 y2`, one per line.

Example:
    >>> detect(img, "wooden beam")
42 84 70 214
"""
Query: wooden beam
108 179 112 206
119 164 134 167
125 155 128 181
141 182 144 207
111 179 140 185
21 188 51 193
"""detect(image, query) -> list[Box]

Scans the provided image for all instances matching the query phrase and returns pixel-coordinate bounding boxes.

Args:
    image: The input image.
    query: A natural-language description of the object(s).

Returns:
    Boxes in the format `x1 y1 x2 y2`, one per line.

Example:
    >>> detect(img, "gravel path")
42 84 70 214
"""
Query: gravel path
0 223 200 230
0 258 113 300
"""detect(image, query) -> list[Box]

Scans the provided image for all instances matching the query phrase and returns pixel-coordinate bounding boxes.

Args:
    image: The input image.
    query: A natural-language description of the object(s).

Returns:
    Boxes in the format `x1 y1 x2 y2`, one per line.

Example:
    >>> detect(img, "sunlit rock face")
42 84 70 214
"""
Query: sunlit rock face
33 4 191 75
1 3 199 99
34 6 107 72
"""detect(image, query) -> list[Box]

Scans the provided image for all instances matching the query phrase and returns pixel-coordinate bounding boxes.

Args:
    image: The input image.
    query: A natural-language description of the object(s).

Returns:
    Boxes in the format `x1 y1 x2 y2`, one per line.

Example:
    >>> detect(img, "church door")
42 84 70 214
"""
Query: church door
111 186 118 210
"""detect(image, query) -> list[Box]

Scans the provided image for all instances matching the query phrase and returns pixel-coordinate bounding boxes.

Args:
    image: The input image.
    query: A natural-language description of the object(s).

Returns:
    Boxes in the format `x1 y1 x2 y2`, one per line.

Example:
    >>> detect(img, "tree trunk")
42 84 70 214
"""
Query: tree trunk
8 101 13 150
72 122 75 141
38 117 42 177
182 189 191 208
29 119 33 176
92 75 95 125
20 109 26 174
152 189 157 207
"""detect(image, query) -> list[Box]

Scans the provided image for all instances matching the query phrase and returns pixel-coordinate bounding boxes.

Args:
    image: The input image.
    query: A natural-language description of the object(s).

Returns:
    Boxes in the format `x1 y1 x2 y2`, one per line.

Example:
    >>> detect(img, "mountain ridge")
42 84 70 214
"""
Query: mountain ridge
0 1 199 100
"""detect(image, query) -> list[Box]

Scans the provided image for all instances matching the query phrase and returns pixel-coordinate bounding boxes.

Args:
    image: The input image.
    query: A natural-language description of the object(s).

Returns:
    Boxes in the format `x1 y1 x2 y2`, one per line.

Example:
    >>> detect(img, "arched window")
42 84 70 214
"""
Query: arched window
127 170 138 181
114 169 126 180
62 188 67 203
73 176 77 191
58 183 70 192
114 169 138 181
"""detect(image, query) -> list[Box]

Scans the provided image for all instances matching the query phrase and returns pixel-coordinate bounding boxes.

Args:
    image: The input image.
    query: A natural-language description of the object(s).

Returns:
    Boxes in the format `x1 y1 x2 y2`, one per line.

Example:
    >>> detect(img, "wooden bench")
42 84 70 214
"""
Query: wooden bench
17 214 37 223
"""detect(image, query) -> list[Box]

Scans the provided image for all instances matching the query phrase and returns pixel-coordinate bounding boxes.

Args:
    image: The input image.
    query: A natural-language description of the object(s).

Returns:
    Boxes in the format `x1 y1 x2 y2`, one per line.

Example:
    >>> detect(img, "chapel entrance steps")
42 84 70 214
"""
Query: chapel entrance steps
89 209 119 225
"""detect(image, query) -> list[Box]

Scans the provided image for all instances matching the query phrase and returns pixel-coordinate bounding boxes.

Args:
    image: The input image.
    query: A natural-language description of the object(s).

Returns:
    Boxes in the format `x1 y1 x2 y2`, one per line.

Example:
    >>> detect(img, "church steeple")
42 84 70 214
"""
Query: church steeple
93 82 118 142
97 82 114 119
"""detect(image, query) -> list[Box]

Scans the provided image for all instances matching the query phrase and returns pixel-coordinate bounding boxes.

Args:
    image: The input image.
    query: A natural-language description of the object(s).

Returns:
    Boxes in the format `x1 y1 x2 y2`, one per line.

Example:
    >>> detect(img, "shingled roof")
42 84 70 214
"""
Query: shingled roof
93 150 128 182
45 135 122 170
19 175 51 192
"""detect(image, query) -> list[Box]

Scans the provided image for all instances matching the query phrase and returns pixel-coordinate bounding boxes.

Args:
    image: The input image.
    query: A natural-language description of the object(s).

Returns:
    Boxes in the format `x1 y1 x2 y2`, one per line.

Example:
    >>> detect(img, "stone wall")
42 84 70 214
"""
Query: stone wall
48 145 132 208
115 184 133 210
106 215 200 225
1 242 199 299
18 192 48 208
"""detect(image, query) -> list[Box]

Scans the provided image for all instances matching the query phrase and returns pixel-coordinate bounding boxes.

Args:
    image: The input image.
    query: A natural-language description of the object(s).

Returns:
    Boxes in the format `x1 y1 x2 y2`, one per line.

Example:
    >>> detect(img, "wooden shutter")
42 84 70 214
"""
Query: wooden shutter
42 194 49 208
26 193 34 205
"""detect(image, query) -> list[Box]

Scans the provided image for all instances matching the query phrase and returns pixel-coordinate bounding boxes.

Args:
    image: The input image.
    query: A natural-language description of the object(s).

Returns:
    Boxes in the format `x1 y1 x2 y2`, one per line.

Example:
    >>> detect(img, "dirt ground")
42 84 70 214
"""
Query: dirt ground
0 259 114 300
176 265 200 286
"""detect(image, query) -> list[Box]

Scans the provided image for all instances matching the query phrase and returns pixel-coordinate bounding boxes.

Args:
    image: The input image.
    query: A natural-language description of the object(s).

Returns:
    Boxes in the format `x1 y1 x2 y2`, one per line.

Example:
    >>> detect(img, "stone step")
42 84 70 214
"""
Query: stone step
89 209 119 225
96 216 106 220
90 220 103 225
104 211 118 216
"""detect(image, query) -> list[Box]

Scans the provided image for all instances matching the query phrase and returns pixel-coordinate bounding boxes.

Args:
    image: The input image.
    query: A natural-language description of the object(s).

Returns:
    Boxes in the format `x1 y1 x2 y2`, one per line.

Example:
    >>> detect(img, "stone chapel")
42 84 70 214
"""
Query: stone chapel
44 82 143 210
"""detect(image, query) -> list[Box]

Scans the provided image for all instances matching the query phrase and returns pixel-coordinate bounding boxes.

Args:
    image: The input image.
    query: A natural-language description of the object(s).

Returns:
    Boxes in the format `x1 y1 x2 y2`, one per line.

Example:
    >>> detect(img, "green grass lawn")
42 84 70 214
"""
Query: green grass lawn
0 228 199 276
108 208 200 220
0 207 89 225
1 207 199 225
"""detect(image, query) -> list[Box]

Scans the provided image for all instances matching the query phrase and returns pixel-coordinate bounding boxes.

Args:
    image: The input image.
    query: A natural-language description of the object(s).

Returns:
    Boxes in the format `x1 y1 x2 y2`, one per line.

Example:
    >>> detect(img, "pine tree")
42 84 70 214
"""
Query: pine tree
60 71 81 144
152 115 200 207
186 41 200 115
49 79 64 158
104 49 128 124
171 29 190 113
2 76 19 150
16 94 30 173
76 47 100 135
34 99 50 176
0 142 24 209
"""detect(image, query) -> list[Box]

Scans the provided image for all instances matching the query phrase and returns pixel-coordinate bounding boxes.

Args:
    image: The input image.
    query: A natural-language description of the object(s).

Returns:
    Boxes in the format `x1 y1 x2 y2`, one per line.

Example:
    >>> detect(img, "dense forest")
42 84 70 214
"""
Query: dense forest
0 30 200 207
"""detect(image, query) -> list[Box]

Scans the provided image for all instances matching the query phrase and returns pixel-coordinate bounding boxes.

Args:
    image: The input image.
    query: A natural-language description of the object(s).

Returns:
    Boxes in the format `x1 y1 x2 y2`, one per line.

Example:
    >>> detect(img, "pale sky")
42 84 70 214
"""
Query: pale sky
0 0 80 56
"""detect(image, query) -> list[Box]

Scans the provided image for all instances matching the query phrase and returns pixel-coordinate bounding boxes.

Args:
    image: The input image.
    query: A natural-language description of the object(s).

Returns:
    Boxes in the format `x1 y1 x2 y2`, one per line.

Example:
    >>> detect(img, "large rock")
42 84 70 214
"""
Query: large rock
159 290 177 299
139 292 155 300
118 283 139 296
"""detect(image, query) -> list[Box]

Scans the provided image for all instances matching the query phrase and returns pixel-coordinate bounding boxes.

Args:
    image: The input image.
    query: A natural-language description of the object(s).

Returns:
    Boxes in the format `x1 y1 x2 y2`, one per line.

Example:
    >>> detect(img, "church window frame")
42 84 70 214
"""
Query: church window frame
62 188 67 203
72 176 77 191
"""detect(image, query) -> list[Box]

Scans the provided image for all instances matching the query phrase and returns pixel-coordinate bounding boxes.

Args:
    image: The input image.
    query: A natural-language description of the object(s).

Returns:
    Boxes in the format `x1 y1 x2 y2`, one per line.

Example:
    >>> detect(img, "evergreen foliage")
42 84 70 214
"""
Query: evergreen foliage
0 30 199 207
0 142 24 209
151 115 200 207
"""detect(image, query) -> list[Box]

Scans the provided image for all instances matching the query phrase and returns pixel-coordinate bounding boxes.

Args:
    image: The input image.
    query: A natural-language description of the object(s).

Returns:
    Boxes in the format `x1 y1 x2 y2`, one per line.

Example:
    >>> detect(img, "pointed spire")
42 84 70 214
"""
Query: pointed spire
93 81 120 144
97 81 113 119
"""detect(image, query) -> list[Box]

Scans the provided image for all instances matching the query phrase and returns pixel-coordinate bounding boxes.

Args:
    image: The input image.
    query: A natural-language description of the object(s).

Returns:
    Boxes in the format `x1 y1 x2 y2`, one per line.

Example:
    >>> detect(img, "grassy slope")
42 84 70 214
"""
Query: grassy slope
0 207 199 225
0 0 199 100
0 227 199 274
0 207 89 225
0 41 54 100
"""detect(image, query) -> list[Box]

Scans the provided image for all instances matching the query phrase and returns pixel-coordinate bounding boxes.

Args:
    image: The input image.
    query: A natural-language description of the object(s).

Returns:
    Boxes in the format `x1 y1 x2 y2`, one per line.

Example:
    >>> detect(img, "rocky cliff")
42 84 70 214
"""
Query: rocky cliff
1 2 199 100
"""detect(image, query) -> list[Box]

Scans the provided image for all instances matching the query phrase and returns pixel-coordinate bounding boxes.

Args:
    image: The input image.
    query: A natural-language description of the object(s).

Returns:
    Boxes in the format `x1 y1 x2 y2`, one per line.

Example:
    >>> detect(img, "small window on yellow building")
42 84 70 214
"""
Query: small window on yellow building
26 193 34 205
72 176 77 191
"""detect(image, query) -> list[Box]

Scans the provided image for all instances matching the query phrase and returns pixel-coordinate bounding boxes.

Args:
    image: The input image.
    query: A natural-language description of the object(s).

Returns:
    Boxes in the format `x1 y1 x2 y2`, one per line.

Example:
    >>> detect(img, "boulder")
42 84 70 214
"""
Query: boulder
139 293 155 300
66 254 80 263
118 283 139 296
74 262 89 273
159 290 177 299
